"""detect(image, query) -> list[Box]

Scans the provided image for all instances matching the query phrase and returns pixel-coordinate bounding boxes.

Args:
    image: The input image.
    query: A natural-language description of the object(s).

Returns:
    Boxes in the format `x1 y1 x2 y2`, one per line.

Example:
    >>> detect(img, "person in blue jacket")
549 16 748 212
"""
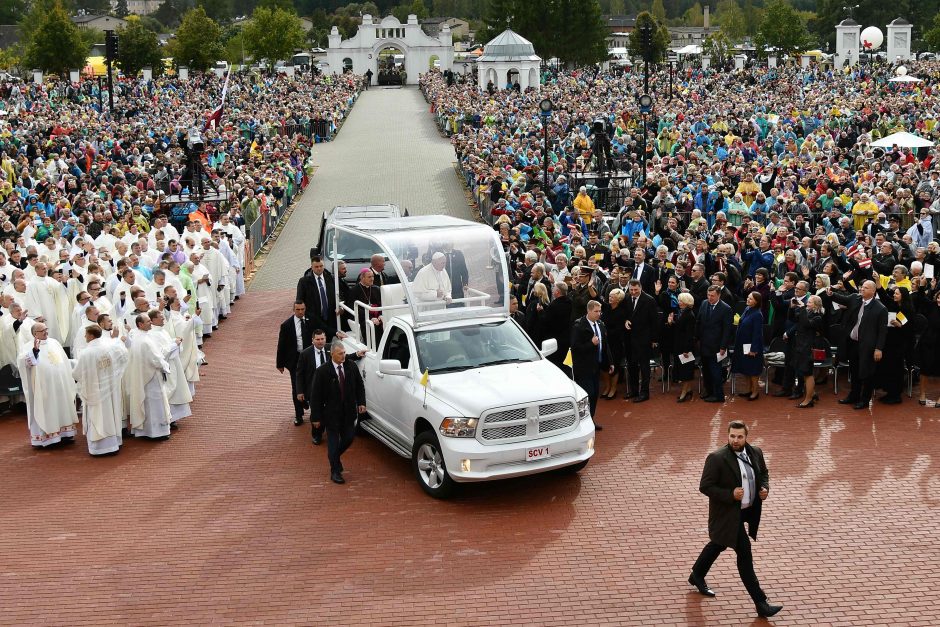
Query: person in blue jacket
731 291 765 400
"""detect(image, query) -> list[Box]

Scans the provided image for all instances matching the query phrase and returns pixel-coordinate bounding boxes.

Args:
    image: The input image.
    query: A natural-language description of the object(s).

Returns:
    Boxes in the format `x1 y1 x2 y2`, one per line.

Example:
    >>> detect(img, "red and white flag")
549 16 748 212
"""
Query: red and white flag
204 68 231 131
857 257 872 268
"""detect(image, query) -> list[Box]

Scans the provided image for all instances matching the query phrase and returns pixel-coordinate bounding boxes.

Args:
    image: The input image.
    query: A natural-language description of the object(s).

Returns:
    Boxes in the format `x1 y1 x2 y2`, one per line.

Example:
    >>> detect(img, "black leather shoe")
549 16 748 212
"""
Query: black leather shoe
331 472 345 484
312 435 322 445
853 401 868 410
623 392 636 400
703 396 724 403
688 573 715 597
293 417 303 426
878 396 902 405
838 397 857 405
593 423 603 431
756 601 782 617
787 392 802 400
633 395 649 403
771 390 791 397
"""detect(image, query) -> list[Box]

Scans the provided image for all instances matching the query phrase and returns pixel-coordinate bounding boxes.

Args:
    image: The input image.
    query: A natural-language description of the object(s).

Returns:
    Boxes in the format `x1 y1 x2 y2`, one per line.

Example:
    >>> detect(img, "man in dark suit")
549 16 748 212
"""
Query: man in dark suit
631 248 657 295
829 279 888 409
441 243 470 301
276 301 313 425
296 255 343 340
689 420 782 618
570 300 614 430
623 279 659 402
544 282 573 375
310 340 367 484
295 329 330 444
696 285 734 402
345 268 383 346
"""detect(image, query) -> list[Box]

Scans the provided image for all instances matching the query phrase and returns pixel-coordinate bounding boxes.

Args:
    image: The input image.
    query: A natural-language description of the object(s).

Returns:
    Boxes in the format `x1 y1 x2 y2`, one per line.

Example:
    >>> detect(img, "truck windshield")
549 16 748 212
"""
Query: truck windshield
415 320 540 374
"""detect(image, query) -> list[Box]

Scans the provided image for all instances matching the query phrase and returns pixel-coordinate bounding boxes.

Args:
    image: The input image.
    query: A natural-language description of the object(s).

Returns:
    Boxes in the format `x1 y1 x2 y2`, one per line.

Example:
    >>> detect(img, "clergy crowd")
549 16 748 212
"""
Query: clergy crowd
9 215 244 455
419 60 940 412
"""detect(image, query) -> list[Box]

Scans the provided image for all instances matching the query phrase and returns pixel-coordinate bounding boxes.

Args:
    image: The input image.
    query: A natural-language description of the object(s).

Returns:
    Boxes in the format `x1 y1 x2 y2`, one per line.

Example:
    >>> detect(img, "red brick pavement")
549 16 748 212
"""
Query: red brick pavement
1 288 938 625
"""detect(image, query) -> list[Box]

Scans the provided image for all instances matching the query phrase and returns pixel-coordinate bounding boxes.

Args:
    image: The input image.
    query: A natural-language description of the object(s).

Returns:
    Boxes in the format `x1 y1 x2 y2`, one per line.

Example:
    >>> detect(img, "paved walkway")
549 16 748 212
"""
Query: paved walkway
250 87 470 292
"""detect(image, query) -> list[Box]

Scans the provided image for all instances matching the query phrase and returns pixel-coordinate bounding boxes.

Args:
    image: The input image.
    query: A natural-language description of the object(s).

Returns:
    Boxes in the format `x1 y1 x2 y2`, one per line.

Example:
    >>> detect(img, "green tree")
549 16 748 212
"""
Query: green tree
925 11 940 52
114 0 130 17
197 0 231 22
392 0 429 22
651 0 666 22
259 0 293 10
480 0 516 42
680 2 703 27
702 31 732 64
754 0 811 58
715 0 746 42
0 0 28 24
116 17 164 76
75 0 111 14
629 11 669 63
169 7 224 71
22 1 89 75
243 6 306 69
608 0 625 14
0 46 22 71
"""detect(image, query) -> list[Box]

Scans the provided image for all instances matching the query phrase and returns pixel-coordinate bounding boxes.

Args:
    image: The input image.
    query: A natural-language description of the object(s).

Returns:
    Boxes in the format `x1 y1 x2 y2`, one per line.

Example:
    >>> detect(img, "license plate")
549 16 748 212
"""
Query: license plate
526 446 550 462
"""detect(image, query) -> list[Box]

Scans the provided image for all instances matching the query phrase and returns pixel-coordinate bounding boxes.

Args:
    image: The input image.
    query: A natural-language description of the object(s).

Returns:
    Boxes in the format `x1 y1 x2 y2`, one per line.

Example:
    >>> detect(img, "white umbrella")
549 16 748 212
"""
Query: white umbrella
888 75 923 83
871 131 934 148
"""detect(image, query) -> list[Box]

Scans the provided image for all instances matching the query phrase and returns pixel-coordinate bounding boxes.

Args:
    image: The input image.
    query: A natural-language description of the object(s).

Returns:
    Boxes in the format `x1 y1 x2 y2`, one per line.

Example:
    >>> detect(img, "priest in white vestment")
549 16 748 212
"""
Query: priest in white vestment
168 302 202 395
73 324 129 456
202 237 230 319
412 252 453 304
126 314 172 440
148 310 193 425
188 255 216 335
17 323 79 447
23 262 71 344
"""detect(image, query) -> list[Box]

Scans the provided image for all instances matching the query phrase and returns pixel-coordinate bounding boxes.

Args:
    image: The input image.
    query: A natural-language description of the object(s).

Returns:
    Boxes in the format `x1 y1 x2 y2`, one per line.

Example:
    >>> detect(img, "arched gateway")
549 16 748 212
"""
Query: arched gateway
326 14 454 86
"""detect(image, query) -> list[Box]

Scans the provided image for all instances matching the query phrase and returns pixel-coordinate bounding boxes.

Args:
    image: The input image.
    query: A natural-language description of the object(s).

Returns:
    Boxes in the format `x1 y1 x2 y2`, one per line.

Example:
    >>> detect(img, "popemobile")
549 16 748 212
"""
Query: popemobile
321 214 596 498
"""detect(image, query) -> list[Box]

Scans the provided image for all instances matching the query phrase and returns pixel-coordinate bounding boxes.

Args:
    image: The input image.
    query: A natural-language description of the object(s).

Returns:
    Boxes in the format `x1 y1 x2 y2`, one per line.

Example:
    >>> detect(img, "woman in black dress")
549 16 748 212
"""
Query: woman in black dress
876 286 916 405
914 281 940 405
791 295 825 408
672 292 697 402
601 288 629 399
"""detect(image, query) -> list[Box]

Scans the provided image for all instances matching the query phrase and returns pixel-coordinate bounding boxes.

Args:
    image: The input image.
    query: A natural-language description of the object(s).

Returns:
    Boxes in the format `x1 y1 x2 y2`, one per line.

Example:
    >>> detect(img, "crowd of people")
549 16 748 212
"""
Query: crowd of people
0 69 364 454
421 60 940 411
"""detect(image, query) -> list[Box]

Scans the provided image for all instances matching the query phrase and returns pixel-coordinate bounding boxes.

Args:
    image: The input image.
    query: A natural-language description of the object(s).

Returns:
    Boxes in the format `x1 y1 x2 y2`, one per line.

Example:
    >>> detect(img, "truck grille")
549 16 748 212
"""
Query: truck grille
479 400 577 444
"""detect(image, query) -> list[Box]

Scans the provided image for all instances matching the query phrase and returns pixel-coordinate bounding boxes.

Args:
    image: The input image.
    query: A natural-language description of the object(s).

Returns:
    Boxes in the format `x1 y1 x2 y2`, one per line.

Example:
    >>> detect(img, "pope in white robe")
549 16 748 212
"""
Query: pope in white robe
17 324 78 447
73 326 129 456
412 252 453 304
125 316 172 440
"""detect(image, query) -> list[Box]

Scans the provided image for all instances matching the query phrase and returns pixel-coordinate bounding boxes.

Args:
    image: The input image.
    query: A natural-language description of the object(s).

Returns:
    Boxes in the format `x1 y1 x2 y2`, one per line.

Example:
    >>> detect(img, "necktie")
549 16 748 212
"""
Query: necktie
319 349 326 366
317 275 329 320
738 451 755 507
337 364 345 400
850 301 867 341
592 321 602 362
633 297 638 311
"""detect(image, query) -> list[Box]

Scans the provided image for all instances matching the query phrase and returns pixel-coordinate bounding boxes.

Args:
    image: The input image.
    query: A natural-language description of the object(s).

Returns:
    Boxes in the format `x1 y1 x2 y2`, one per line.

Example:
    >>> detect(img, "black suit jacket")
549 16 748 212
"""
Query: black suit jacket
296 270 338 338
700 443 770 548
295 343 331 403
570 316 613 376
276 315 312 370
443 250 470 299
829 291 888 378
345 282 382 336
695 299 734 354
631 263 657 295
624 291 659 362
309 357 366 429
544 295 573 358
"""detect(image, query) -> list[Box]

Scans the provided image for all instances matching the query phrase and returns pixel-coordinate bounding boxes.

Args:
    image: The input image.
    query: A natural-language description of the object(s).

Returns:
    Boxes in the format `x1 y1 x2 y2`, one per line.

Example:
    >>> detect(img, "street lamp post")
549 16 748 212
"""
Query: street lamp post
539 98 553 192
637 94 653 186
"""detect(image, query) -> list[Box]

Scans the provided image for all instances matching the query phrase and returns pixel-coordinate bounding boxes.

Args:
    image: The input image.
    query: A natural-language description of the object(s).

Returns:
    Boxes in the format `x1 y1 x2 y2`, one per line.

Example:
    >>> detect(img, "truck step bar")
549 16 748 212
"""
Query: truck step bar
359 418 411 458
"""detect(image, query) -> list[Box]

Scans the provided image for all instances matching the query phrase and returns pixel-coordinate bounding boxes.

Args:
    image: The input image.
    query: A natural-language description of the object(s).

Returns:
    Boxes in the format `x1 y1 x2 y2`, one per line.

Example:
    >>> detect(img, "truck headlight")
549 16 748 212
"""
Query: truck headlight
577 397 590 421
439 417 478 438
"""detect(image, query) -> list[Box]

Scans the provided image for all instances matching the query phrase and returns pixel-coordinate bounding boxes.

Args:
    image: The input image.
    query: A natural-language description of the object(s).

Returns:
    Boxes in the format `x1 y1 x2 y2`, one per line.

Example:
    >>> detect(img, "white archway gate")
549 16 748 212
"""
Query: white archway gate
327 14 454 86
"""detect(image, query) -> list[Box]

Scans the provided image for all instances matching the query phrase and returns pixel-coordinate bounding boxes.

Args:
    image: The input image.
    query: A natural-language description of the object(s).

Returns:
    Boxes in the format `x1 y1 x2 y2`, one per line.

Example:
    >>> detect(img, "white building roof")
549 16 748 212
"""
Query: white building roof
478 29 541 62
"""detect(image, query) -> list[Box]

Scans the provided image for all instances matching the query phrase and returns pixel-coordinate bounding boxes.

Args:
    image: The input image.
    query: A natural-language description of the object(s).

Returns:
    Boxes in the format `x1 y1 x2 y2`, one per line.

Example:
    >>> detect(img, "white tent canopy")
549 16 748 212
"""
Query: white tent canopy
888 75 923 83
674 44 702 55
871 131 934 148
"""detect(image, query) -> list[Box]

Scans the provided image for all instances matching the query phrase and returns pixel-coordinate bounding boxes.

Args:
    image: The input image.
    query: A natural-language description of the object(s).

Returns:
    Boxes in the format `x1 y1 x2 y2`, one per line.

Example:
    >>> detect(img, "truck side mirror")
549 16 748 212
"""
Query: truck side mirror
540 338 557 357
379 359 411 377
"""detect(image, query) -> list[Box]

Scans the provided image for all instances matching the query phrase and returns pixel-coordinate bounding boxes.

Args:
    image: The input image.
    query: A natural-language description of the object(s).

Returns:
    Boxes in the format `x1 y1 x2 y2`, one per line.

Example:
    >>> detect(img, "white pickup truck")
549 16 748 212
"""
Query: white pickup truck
325 215 595 498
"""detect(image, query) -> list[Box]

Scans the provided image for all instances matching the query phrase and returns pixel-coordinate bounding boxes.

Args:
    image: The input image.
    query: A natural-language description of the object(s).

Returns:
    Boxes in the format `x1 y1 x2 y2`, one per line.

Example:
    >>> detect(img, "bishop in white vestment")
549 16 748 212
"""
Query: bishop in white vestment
126 315 172 440
17 323 79 447
73 325 129 456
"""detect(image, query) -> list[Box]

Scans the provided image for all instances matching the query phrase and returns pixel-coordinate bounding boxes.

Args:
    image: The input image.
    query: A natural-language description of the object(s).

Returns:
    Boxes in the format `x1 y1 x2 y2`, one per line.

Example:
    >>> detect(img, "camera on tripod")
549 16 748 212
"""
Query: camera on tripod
186 128 205 153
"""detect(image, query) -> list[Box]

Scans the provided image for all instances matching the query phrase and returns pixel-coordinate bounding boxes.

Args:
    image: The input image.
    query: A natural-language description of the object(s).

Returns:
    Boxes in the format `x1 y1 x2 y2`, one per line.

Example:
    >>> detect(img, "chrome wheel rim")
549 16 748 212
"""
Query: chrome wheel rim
416 443 445 489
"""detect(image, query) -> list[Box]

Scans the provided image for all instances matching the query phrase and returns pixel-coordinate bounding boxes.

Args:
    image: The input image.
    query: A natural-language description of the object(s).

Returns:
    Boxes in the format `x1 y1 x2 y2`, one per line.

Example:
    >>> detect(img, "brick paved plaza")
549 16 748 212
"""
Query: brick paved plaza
1 89 939 625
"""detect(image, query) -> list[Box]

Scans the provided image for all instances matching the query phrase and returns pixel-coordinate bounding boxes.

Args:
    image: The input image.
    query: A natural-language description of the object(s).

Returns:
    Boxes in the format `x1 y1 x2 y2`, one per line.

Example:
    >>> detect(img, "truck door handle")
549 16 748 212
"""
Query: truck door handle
375 371 385 379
